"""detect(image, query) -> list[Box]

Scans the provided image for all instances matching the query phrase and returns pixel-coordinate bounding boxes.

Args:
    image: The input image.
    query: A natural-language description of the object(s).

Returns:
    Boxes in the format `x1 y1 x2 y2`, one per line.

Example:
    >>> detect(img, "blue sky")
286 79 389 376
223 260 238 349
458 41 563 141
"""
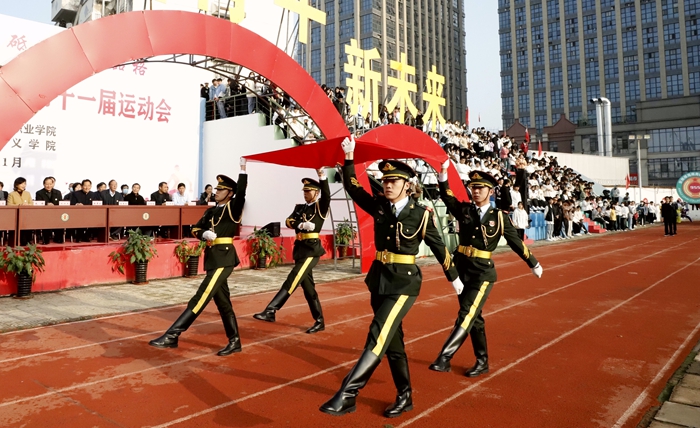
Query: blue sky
0 0 52 24
0 0 502 130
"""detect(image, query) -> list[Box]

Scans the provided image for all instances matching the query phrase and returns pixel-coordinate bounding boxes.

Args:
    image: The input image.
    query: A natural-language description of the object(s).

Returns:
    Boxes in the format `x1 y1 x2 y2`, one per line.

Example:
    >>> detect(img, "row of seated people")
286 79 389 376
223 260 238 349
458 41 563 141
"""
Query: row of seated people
1 177 216 245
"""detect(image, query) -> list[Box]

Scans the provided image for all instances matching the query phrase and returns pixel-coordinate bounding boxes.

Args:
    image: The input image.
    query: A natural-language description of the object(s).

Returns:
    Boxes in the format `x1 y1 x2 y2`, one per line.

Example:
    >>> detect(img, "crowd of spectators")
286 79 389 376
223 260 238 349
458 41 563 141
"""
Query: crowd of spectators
198 75 693 242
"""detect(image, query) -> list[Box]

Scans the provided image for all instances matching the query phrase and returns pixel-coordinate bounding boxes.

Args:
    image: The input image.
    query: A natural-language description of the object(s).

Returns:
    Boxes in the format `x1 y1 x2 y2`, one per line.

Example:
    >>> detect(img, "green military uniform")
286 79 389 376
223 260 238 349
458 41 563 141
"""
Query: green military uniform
253 177 330 333
149 173 247 356
429 170 539 376
320 159 459 418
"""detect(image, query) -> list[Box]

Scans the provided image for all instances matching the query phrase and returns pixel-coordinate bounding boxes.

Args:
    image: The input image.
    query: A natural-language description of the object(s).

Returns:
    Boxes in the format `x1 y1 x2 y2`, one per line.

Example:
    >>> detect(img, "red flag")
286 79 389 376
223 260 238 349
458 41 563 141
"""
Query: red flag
625 174 630 189
524 128 530 143
537 140 543 158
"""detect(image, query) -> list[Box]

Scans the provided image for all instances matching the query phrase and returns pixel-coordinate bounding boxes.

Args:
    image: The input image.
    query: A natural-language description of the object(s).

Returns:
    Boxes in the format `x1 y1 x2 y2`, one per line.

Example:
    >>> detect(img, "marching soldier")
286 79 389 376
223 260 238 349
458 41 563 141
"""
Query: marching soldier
253 168 330 334
320 136 463 418
149 158 248 356
428 161 543 377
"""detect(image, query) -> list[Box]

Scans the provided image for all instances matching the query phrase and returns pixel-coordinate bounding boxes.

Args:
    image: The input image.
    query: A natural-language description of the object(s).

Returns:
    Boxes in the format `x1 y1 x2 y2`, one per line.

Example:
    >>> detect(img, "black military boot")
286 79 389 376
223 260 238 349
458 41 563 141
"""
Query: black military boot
465 325 489 377
149 309 197 349
217 312 242 356
428 325 469 372
253 289 290 322
306 297 325 334
320 350 381 416
384 355 413 418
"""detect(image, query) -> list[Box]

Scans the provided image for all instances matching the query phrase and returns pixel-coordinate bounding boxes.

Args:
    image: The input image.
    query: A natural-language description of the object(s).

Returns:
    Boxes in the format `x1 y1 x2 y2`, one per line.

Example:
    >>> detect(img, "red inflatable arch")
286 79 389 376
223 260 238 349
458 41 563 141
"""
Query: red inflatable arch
0 10 347 147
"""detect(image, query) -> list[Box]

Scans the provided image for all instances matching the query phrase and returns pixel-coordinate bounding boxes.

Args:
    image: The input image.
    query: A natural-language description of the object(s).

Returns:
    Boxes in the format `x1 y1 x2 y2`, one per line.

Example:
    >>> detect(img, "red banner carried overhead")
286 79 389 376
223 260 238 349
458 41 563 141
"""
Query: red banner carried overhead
245 124 469 273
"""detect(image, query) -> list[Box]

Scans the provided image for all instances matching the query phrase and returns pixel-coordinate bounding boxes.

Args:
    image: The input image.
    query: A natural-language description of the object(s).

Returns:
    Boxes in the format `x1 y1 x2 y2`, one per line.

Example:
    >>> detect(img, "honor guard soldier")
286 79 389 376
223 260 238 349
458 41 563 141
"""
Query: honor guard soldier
428 162 543 377
149 158 248 356
320 136 463 418
253 168 330 334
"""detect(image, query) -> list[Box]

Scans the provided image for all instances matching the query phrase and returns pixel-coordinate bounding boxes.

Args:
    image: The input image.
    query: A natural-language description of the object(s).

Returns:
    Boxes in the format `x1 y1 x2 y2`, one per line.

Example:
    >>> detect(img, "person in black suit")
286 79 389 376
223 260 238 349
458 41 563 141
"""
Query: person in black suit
124 183 146 205
149 159 248 356
253 170 330 334
70 179 98 242
199 184 214 205
150 182 171 205
35 176 64 244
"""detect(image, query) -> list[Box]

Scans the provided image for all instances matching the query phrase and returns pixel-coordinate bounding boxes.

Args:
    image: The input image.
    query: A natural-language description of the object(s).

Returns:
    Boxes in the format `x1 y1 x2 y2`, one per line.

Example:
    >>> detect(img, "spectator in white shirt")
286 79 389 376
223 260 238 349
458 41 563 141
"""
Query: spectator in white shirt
172 183 188 206
511 201 529 240
510 185 522 210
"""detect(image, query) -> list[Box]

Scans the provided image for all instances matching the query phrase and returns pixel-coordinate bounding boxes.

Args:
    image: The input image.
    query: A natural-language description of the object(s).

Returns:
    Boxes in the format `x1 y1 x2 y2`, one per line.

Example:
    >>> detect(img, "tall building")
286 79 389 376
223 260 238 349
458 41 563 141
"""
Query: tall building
499 0 700 187
297 0 468 122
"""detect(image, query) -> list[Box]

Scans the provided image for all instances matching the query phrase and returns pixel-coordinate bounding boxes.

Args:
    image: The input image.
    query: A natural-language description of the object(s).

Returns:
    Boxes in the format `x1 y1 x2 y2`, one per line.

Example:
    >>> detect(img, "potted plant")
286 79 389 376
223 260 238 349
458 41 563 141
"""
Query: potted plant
175 239 206 277
247 227 285 269
0 244 46 299
335 219 357 258
108 228 158 284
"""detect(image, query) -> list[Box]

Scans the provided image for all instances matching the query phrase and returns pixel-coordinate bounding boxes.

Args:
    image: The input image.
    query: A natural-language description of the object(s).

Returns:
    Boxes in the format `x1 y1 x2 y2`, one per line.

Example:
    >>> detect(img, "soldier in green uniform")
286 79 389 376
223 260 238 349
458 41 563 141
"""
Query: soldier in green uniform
320 136 464 418
428 162 543 377
253 169 330 334
148 158 248 357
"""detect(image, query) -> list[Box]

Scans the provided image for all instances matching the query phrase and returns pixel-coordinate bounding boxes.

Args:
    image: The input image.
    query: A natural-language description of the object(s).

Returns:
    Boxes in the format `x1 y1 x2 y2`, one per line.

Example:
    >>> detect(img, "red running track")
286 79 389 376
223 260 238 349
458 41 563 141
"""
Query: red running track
1 223 699 427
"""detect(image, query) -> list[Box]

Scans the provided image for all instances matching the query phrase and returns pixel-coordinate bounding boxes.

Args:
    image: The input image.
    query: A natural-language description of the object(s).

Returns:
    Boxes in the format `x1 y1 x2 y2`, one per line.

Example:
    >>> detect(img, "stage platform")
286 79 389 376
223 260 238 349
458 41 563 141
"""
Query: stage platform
0 226 336 297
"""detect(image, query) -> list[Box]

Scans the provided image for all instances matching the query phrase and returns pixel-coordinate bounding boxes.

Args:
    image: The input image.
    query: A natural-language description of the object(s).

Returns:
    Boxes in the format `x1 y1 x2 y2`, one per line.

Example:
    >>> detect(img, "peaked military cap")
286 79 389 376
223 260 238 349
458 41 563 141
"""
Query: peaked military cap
468 170 498 188
301 177 321 191
379 160 416 181
215 174 237 191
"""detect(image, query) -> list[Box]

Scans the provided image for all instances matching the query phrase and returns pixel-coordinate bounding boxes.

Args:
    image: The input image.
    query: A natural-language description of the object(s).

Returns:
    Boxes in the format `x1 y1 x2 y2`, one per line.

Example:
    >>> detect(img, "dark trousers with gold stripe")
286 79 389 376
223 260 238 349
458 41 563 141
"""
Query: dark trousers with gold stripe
184 266 237 335
365 293 418 391
453 280 494 358
282 256 320 301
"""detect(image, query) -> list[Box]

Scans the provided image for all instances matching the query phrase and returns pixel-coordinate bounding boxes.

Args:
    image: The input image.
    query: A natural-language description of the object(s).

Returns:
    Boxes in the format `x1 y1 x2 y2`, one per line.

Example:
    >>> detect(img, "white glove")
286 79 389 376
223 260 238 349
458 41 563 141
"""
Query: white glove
240 157 247 166
452 278 464 295
531 263 543 278
300 221 315 231
441 159 450 170
341 135 356 153
202 230 217 241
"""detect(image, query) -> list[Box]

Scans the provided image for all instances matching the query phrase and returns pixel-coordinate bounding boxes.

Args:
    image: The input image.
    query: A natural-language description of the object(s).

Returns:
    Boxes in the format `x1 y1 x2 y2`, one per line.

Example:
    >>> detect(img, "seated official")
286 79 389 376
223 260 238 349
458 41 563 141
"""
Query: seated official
150 182 171 205
172 183 188 206
100 180 125 205
96 182 107 192
70 179 98 242
101 180 124 240
125 183 146 205
199 184 214 205
35 176 64 244
8 177 33 246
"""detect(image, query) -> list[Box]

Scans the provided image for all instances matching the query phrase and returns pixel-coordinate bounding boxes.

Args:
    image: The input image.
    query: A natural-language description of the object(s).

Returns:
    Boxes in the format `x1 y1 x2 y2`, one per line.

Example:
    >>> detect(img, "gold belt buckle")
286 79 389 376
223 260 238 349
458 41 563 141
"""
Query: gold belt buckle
380 249 390 263
465 246 474 257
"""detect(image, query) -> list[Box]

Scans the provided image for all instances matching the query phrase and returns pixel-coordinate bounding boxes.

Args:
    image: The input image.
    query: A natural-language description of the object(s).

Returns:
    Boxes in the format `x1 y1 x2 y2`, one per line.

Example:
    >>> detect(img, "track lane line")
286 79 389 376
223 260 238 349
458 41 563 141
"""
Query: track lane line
99 240 699 427
611 319 700 428
0 228 660 338
397 254 700 427
0 237 659 364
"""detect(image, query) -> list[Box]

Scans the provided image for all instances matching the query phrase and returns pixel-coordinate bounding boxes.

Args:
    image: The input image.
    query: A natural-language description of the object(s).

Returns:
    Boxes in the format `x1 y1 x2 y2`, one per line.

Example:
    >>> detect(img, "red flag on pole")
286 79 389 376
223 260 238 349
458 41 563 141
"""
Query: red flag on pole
524 128 530 143
625 174 630 189
537 140 543 158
